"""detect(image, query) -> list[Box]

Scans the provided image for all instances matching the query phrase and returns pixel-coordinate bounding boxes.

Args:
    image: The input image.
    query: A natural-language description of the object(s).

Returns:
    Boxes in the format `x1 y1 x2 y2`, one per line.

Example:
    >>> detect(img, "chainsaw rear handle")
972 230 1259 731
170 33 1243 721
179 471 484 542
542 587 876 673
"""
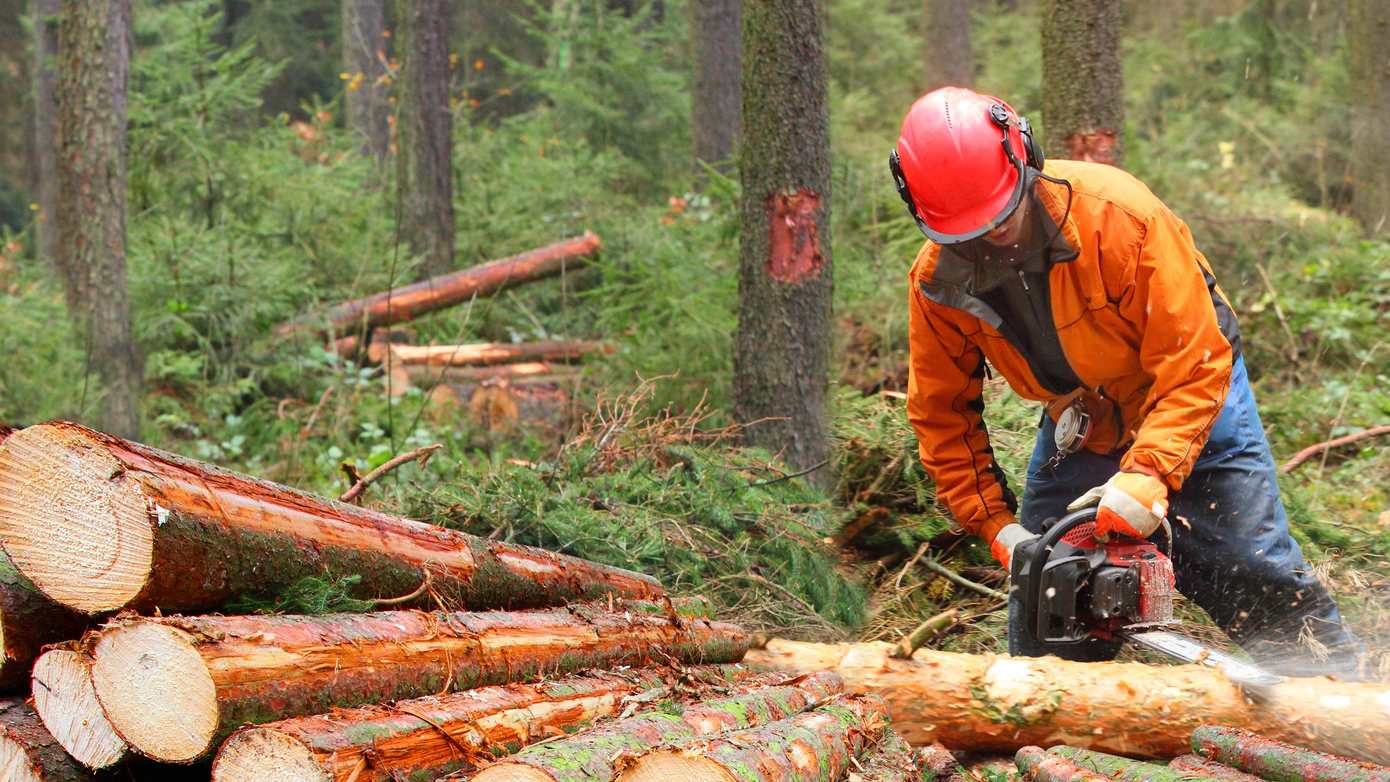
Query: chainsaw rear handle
1012 507 1099 642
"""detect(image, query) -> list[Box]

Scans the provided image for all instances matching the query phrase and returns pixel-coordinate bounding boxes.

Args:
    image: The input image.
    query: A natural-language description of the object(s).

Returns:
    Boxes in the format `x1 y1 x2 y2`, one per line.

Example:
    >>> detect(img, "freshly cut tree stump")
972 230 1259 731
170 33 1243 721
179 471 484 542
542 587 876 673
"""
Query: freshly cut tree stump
30 650 126 770
467 670 843 782
388 340 607 367
87 604 748 764
212 667 732 782
851 729 923 782
0 698 98 782
614 694 887 782
0 555 88 692
745 640 1390 763
278 232 601 337
1191 726 1390 782
0 421 662 615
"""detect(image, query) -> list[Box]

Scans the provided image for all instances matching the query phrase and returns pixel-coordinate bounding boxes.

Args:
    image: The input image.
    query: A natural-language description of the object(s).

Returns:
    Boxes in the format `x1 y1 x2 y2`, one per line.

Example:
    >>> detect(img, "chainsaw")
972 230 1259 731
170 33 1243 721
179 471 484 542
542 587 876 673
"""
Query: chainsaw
1010 507 1283 694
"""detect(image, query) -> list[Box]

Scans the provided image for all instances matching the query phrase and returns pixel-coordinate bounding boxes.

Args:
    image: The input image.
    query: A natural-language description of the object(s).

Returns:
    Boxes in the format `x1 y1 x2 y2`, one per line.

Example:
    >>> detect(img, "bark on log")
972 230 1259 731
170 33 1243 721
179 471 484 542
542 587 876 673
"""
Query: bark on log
467 670 843 782
31 650 126 770
1168 755 1266 782
1191 726 1390 782
404 362 579 389
1017 747 1110 782
0 697 98 782
853 729 923 782
0 551 88 692
212 666 746 782
388 340 608 367
1049 747 1220 782
744 640 1390 764
86 604 748 764
613 694 887 782
278 233 600 338
0 421 663 615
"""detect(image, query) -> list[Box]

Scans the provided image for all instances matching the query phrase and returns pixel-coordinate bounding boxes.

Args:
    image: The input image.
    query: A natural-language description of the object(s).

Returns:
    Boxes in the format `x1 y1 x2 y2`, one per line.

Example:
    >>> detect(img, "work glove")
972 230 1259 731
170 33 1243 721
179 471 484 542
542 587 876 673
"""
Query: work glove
1066 471 1168 540
990 523 1039 570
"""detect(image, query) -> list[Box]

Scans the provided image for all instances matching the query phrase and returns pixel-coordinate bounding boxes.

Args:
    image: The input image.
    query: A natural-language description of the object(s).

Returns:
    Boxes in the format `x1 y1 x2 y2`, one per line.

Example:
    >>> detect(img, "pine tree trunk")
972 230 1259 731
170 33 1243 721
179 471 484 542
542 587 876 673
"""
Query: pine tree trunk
745 639 1390 764
468 671 842 782
614 694 887 782
0 421 663 615
735 0 832 479
84 605 749 764
924 0 973 89
212 667 745 782
278 233 600 338
1015 747 1110 782
0 555 88 692
1168 756 1265 782
1190 727 1390 782
395 0 454 279
30 0 61 273
342 0 390 164
692 0 741 171
56 0 142 439
0 698 97 782
1040 0 1123 166
1349 0 1390 235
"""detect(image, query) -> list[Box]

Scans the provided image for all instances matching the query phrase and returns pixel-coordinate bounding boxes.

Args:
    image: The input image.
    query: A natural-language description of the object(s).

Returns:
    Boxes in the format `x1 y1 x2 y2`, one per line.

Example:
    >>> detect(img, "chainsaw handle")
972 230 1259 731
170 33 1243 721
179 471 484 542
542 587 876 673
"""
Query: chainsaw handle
1023 507 1098 642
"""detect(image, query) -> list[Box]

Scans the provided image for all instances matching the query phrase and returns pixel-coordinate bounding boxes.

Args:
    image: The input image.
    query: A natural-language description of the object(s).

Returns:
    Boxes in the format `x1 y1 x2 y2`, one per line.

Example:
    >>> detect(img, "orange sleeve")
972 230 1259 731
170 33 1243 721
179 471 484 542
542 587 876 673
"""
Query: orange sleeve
1118 206 1235 491
905 278 1017 545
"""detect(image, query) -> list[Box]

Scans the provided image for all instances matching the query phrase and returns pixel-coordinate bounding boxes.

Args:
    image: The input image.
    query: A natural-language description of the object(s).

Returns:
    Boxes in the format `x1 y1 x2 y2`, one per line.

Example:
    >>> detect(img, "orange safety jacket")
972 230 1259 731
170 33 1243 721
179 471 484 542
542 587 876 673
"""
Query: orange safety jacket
906 159 1241 547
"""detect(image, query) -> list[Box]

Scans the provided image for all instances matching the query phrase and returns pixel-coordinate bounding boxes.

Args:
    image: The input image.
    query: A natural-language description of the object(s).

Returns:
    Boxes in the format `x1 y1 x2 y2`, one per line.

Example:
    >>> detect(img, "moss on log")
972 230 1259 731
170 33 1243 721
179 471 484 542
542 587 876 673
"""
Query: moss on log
1191 727 1390 782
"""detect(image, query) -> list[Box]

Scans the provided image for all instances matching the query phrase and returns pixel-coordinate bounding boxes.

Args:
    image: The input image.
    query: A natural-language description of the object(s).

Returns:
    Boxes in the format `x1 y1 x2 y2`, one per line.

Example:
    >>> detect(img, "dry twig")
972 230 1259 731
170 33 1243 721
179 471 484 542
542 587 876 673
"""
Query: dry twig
1281 424 1390 474
339 443 445 503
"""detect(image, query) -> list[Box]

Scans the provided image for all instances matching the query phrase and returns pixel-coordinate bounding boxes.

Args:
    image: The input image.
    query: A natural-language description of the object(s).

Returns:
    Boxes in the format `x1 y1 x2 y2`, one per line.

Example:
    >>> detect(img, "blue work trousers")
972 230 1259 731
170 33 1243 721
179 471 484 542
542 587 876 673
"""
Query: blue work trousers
1007 356 1362 677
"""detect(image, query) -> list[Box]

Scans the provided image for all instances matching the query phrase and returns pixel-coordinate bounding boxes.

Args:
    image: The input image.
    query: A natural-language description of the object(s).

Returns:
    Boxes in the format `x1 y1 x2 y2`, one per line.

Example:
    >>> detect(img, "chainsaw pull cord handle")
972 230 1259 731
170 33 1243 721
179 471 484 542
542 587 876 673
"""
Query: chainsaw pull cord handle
1024 507 1098 641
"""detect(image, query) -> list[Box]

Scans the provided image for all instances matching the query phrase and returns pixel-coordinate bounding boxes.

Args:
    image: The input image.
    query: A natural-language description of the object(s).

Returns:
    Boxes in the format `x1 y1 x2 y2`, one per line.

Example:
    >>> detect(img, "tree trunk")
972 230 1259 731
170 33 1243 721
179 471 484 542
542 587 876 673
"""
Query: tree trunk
56 0 141 439
85 605 749 764
1168 755 1265 782
1040 0 1123 166
0 421 663 615
342 0 390 164
30 649 127 770
1048 747 1215 782
1016 747 1110 782
395 0 454 279
279 233 600 339
1190 727 1390 782
924 0 973 89
691 0 741 171
468 670 842 782
387 340 606 367
212 667 745 782
849 729 922 782
0 698 97 782
404 361 577 388
614 694 887 782
744 639 1390 764
1349 0 1390 235
735 0 832 479
30 0 61 274
0 555 88 692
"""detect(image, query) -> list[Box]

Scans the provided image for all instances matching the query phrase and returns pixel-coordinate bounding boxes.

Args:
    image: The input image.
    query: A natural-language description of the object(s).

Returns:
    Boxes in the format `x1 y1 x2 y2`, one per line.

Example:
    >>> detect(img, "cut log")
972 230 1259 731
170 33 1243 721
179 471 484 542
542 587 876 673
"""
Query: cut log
613 694 887 782
1191 726 1390 782
1168 755 1266 782
278 232 601 338
212 666 746 782
87 603 748 764
388 340 608 367
0 554 89 692
404 362 581 389
1016 747 1110 782
744 640 1390 764
1048 747 1219 782
852 729 923 782
30 650 126 770
0 698 98 782
467 670 843 782
0 421 663 615
917 744 963 782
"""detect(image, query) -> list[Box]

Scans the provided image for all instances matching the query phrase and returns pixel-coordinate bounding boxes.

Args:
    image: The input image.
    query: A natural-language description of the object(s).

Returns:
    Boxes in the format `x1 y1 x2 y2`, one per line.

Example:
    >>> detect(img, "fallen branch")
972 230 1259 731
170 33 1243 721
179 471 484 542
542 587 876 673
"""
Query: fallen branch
338 443 444 503
1280 424 1390 473
899 542 1007 601
891 609 959 659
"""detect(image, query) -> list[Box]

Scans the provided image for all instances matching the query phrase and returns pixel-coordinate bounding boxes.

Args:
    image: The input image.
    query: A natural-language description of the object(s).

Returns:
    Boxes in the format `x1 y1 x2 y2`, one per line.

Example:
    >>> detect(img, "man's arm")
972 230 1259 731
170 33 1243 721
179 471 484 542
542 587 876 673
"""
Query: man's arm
905 283 1018 548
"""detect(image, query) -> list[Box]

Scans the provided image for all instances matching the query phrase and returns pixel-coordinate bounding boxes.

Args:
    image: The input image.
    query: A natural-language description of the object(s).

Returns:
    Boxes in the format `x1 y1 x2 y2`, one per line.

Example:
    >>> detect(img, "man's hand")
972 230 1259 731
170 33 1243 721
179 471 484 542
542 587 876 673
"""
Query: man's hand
1067 471 1168 540
991 523 1038 569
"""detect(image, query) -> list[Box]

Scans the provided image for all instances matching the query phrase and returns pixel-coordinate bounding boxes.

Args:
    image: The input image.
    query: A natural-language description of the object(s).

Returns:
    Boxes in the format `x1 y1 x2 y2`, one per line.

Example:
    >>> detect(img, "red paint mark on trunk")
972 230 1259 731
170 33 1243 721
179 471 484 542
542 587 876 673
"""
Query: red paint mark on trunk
1065 129 1119 166
766 190 823 283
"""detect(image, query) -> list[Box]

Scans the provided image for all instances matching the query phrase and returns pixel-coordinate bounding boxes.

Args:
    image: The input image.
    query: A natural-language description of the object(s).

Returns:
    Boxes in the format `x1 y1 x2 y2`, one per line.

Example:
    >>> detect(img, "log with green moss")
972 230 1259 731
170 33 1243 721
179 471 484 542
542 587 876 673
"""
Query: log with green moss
0 698 98 782
613 694 888 782
1049 746 1221 782
465 670 843 782
1016 747 1111 782
0 421 663 616
83 602 748 765
1169 756 1267 782
853 729 924 782
1191 727 1390 782
211 665 749 782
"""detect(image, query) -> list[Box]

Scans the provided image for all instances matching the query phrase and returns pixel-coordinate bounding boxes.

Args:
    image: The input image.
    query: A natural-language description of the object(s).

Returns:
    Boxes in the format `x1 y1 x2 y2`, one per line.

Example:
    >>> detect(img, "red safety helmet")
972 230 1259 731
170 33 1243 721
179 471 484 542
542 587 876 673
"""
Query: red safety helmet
889 87 1043 244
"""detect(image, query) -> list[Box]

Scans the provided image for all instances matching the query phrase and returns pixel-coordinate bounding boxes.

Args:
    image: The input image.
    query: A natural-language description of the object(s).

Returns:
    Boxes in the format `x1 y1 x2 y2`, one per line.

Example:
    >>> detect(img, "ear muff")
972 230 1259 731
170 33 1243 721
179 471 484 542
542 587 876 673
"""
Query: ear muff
888 149 932 235
1017 116 1045 170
